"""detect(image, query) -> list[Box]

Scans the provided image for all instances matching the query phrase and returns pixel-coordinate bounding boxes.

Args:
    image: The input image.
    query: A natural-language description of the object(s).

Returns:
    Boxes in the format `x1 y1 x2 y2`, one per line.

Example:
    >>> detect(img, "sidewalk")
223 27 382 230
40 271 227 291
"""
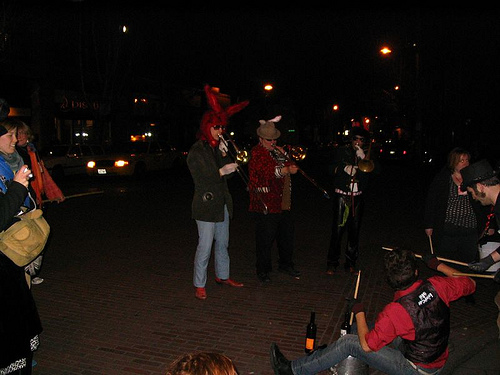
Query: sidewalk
441 312 499 375
30 165 499 375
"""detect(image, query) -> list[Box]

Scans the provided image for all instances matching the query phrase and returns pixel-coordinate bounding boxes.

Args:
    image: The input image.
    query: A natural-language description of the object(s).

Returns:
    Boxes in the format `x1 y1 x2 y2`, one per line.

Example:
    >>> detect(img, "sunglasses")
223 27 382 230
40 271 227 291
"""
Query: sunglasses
213 125 227 130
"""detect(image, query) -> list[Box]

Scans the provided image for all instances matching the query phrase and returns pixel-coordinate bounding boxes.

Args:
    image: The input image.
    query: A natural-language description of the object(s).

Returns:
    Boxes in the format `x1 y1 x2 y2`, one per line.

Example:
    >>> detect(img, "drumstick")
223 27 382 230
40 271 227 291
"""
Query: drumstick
382 247 469 267
428 236 434 254
349 270 361 325
453 272 495 279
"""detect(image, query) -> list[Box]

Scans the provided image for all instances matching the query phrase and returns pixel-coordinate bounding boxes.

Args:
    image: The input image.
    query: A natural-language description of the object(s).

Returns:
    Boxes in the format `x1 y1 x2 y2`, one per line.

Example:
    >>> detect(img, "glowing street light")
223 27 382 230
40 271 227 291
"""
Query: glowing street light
332 104 339 111
264 84 273 92
380 46 392 55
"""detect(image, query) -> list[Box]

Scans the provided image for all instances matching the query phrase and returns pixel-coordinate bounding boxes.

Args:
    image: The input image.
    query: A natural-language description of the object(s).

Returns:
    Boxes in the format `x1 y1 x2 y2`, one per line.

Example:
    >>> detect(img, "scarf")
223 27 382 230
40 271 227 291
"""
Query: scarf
0 154 31 208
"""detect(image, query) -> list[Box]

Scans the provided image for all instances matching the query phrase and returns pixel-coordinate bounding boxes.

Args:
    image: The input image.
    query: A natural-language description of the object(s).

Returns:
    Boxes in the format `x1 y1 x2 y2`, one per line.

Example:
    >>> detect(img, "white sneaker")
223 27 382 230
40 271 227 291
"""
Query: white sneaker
31 277 44 285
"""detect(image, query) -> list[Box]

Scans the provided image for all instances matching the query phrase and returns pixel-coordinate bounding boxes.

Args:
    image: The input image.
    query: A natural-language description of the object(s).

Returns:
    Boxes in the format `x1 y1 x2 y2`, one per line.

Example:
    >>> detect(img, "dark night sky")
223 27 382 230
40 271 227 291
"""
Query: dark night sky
123 6 500 117
4 3 500 141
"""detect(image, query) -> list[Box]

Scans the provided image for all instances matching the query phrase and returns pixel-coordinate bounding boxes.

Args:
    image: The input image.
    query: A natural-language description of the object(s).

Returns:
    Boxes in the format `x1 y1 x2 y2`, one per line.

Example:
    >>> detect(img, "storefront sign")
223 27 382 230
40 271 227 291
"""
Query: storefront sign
60 96 100 112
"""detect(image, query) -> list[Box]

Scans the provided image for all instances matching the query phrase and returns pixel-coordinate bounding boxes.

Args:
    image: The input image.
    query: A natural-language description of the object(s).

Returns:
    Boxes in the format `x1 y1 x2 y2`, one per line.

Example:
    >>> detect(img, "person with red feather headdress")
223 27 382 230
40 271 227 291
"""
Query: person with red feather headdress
186 85 248 300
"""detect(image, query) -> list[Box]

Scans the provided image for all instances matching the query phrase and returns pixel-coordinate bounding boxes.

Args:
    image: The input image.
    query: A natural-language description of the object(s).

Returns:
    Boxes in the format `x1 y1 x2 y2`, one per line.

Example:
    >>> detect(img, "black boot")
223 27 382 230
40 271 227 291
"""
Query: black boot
270 343 293 375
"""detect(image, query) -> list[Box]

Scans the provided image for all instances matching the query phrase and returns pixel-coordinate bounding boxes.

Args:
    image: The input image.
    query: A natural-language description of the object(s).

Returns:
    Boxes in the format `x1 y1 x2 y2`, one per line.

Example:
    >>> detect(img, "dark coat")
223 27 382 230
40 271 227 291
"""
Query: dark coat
187 140 234 222
423 167 486 245
0 181 43 368
333 143 379 193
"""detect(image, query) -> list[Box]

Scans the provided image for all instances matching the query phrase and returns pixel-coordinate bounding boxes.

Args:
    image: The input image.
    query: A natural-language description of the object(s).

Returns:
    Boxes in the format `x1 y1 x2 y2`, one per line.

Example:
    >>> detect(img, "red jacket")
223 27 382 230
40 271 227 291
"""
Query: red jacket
366 276 475 370
248 144 287 214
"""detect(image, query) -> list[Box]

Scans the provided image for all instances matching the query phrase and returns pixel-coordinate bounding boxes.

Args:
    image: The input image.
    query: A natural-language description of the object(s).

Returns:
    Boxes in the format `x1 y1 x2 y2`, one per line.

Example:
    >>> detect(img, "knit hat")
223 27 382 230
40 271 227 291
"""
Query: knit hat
198 84 249 148
257 116 281 140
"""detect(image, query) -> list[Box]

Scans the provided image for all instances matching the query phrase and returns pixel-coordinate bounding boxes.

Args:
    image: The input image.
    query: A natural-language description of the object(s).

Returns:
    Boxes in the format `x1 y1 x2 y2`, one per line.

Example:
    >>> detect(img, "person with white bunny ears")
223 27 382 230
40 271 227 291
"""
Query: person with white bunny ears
326 123 378 275
248 115 301 283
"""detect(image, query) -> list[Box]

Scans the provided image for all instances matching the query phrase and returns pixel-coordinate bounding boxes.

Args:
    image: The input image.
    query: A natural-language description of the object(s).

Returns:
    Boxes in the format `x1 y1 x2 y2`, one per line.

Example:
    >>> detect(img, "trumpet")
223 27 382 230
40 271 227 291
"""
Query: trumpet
356 140 374 173
219 134 250 183
219 134 269 214
272 145 330 199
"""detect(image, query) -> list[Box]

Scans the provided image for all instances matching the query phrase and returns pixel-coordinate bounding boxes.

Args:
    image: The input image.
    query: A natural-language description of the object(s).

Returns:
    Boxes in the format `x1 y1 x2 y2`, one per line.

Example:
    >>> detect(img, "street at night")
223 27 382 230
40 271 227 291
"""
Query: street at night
30 163 499 375
1 4 500 375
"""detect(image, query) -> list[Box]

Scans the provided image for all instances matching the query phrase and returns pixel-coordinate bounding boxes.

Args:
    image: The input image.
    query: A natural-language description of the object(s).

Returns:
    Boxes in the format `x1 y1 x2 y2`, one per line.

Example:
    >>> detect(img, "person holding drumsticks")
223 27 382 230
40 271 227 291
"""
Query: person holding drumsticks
461 159 500 277
424 148 486 265
270 248 476 375
460 159 500 337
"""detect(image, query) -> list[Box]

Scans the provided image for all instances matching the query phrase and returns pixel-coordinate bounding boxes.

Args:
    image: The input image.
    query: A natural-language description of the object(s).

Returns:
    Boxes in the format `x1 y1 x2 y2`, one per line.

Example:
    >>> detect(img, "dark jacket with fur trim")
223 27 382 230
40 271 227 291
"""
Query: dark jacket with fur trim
187 140 234 222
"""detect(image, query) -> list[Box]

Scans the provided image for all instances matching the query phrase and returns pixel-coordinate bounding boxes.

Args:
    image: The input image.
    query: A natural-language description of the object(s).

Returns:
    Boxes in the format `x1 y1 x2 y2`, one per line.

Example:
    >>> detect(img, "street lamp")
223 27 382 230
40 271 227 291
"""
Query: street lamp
380 46 392 55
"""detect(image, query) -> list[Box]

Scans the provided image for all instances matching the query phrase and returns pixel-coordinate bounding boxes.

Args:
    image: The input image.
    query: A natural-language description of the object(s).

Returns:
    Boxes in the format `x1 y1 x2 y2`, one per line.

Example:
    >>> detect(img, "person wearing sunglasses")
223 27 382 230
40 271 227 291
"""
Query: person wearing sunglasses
326 123 378 275
186 85 248 300
248 115 301 283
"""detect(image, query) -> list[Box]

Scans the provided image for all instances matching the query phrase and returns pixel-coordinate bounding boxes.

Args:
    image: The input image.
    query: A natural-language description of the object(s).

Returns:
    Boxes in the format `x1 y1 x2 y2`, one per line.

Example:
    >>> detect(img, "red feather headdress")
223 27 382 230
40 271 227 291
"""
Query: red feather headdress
198 84 249 147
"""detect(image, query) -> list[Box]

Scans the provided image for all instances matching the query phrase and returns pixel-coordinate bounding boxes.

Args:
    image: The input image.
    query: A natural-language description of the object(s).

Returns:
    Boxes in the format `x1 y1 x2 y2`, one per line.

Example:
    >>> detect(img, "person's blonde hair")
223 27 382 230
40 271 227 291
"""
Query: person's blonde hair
166 352 238 375
15 120 34 142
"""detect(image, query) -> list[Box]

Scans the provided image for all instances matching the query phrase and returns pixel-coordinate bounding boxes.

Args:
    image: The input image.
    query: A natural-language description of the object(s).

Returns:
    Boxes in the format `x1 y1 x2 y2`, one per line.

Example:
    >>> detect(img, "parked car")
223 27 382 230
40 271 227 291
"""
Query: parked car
86 140 182 178
377 139 414 163
42 143 106 180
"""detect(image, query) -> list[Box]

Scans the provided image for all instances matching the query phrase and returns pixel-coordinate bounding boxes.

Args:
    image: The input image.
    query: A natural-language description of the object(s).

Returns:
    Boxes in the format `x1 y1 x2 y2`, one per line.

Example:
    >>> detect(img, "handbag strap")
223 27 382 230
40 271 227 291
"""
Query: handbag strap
16 191 38 217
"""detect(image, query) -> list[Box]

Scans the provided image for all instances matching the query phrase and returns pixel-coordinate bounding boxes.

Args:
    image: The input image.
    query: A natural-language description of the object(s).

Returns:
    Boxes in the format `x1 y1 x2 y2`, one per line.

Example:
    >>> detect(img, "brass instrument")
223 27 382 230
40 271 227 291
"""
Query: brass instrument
219 134 269 214
219 134 250 184
357 139 374 173
273 145 330 199
288 145 307 161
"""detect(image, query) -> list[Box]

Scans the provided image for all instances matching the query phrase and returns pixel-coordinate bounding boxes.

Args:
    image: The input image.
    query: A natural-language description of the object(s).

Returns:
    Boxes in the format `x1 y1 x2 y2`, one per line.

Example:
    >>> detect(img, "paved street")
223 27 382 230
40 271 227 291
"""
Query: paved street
30 162 499 375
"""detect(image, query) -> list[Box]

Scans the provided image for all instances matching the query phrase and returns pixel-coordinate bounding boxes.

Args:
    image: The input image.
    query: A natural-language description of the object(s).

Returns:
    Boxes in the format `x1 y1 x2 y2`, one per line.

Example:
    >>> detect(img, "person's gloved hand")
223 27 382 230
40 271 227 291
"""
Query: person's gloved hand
352 302 365 315
468 254 495 272
219 141 228 154
355 146 365 159
348 298 364 315
422 253 441 270
344 165 358 176
219 163 238 176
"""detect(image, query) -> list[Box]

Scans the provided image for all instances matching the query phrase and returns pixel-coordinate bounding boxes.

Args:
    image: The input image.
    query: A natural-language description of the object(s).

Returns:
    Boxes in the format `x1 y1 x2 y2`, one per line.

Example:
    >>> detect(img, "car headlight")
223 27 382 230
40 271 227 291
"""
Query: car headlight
115 160 129 167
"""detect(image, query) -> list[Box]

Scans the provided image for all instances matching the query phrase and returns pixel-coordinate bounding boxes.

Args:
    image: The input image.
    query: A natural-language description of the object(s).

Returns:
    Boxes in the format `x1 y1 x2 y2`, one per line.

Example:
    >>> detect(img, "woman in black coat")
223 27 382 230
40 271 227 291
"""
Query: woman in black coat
0 121 42 375
424 147 486 263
